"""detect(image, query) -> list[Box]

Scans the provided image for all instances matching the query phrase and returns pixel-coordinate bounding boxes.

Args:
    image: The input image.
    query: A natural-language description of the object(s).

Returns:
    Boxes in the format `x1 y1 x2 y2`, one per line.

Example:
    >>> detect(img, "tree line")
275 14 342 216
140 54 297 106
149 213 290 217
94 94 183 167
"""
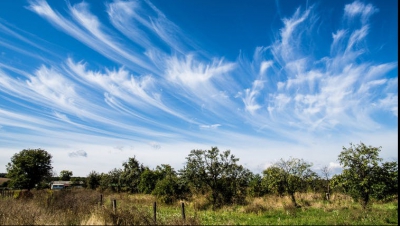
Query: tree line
3 142 398 209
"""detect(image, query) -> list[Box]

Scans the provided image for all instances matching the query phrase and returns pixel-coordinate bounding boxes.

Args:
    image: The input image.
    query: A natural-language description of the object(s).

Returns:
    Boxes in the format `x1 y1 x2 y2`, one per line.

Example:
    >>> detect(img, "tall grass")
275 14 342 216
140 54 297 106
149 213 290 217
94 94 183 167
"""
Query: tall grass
0 189 397 225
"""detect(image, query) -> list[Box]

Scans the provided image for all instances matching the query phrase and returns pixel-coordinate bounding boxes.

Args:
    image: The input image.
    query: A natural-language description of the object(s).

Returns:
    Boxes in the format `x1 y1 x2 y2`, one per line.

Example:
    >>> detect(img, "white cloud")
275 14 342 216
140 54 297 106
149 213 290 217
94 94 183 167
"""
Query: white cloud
377 93 398 117
199 124 221 129
165 55 235 87
68 150 87 157
243 79 265 114
344 1 378 24
0 0 396 177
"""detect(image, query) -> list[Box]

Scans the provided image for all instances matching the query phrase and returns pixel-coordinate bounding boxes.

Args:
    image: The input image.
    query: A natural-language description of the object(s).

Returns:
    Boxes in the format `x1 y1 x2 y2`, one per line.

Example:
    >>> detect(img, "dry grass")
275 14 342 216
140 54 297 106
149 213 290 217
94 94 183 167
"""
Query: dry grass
188 194 211 211
240 197 270 214
0 189 200 225
0 190 395 225
237 192 356 215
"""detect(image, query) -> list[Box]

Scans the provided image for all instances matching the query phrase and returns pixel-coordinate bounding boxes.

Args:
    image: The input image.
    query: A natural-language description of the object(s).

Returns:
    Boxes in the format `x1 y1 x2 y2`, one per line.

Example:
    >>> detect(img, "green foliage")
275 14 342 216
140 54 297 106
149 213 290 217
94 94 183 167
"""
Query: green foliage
336 142 388 208
138 169 159 194
6 148 53 190
99 168 123 192
151 165 189 204
247 173 268 197
86 171 101 190
263 157 315 207
180 147 252 208
152 178 177 204
59 170 73 181
262 166 286 196
371 161 398 201
121 157 146 193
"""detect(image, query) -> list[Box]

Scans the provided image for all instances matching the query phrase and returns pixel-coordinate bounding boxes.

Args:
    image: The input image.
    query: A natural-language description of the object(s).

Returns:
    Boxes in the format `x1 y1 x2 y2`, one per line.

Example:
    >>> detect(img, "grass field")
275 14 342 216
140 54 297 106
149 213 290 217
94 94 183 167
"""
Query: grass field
0 189 397 225
0 178 9 186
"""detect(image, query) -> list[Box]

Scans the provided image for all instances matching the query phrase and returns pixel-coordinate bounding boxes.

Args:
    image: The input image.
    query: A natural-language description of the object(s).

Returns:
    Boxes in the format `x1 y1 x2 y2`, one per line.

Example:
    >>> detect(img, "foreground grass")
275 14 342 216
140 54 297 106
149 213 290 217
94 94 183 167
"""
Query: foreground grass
0 189 397 225
194 204 398 225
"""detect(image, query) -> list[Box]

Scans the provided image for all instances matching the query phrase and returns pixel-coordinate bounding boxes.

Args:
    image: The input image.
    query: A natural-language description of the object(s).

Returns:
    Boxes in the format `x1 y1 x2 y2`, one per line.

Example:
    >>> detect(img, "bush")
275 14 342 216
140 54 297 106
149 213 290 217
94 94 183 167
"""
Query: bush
152 177 184 204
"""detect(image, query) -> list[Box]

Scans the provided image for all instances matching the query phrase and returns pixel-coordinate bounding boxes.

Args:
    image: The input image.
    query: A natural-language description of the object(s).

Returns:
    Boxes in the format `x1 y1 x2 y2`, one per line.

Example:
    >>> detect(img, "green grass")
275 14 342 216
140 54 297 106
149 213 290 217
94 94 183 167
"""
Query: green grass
181 206 397 225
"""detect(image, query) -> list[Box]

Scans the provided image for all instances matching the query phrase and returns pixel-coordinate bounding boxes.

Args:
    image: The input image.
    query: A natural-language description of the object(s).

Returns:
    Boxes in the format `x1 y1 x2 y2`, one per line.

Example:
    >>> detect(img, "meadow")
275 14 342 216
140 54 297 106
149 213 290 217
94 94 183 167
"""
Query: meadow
0 189 397 225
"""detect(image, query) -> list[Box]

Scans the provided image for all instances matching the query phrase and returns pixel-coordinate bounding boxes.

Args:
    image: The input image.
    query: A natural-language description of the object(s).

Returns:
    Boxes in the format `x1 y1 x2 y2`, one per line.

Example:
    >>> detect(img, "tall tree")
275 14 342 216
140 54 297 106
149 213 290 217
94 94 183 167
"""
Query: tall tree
121 156 146 193
180 147 251 208
86 171 101 190
6 148 53 190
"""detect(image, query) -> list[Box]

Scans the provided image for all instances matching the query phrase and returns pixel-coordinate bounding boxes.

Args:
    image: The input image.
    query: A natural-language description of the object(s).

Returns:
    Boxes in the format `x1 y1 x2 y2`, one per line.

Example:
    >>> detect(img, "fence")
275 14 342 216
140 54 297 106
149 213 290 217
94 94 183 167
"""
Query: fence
0 190 188 223
0 189 15 198
99 194 187 223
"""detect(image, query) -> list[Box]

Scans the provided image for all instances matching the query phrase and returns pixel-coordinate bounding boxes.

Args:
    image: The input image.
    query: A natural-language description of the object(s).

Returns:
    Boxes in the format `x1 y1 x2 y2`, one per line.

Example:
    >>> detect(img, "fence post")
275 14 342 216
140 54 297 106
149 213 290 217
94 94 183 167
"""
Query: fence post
181 202 186 221
153 202 157 223
99 194 103 206
326 193 330 201
112 199 117 213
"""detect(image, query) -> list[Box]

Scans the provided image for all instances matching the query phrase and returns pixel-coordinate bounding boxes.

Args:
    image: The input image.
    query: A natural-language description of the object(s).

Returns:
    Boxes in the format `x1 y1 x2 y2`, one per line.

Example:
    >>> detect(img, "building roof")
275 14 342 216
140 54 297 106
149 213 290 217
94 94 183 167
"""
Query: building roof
51 180 84 185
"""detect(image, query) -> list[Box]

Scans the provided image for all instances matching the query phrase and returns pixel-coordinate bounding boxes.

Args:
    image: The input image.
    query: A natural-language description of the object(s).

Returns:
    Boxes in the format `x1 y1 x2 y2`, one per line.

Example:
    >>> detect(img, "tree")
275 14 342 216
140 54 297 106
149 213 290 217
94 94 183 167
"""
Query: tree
320 165 332 200
151 164 189 204
336 142 385 208
263 157 314 207
247 173 268 197
6 148 53 190
262 166 286 196
371 161 398 201
138 169 159 194
86 171 101 190
121 157 146 193
180 147 251 208
138 165 173 194
100 168 123 192
59 170 73 181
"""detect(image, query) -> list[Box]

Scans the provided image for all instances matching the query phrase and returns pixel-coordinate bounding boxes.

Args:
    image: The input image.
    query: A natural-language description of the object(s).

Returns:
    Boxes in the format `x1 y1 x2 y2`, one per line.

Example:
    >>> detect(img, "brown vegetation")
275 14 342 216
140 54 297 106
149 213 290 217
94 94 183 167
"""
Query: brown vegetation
0 189 396 225
0 189 200 225
0 178 10 186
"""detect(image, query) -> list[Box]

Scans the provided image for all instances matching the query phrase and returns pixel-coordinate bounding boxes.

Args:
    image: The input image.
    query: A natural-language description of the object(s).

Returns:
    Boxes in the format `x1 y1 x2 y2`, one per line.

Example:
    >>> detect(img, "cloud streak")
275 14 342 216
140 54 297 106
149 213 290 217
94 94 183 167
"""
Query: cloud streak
0 0 397 175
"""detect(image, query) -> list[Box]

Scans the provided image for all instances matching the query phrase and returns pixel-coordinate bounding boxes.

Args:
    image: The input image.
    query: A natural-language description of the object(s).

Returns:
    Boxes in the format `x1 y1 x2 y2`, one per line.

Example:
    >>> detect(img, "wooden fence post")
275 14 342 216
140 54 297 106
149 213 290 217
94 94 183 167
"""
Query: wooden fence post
153 202 157 223
99 194 103 206
112 199 117 213
181 202 186 221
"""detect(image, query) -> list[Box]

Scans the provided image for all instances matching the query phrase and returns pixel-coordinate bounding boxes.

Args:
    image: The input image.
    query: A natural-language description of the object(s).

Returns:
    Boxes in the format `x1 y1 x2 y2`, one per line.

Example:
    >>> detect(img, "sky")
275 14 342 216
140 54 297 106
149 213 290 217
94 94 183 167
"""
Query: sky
0 0 397 177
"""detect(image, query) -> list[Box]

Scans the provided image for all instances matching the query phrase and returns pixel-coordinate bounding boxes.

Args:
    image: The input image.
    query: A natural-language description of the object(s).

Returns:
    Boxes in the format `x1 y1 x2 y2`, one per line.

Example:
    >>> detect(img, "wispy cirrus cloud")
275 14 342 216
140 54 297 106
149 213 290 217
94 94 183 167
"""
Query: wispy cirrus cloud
239 0 397 133
344 0 379 24
0 0 396 175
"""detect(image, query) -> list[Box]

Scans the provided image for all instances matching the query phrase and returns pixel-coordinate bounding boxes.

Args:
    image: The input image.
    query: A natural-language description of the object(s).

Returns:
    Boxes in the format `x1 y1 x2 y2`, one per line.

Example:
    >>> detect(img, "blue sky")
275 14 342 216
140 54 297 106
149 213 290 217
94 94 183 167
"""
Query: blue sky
0 0 397 177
